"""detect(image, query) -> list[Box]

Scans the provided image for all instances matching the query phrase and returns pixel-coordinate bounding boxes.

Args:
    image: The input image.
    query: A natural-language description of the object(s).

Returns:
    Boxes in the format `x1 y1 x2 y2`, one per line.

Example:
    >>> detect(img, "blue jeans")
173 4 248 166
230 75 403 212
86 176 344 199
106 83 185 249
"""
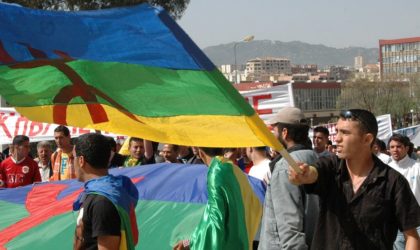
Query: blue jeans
394 226 420 250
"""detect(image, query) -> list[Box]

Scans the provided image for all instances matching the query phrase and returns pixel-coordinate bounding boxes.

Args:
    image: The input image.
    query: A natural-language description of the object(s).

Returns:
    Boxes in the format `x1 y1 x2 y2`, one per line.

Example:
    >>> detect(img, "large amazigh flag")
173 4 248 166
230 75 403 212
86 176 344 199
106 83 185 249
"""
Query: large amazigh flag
0 163 265 249
0 3 283 150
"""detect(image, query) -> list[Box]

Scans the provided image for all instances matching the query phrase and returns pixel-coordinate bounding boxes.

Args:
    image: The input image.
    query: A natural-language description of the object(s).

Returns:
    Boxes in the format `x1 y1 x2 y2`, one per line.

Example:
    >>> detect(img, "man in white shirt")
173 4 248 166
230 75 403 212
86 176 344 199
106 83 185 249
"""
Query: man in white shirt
388 134 420 250
313 126 333 158
246 146 271 182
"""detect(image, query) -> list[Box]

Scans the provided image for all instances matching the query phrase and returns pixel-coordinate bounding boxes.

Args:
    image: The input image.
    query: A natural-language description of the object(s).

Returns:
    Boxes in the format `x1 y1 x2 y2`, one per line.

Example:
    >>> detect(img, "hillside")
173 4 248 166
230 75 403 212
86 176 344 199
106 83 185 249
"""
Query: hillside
202 40 378 68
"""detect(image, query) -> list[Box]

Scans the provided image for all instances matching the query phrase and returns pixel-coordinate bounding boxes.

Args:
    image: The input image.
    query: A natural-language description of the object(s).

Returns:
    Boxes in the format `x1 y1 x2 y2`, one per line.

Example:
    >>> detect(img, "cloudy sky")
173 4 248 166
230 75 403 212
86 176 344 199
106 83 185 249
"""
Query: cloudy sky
177 0 420 49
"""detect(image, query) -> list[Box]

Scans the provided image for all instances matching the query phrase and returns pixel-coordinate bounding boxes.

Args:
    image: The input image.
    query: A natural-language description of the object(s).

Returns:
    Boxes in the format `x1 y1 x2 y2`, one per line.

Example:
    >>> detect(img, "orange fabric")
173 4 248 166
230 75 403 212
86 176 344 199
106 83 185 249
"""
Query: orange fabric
50 149 76 181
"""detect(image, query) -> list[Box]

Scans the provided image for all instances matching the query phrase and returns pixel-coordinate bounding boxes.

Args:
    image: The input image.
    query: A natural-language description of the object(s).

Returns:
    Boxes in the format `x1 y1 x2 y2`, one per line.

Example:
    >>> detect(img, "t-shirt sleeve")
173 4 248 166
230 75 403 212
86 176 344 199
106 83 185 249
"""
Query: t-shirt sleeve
89 196 121 238
393 175 420 231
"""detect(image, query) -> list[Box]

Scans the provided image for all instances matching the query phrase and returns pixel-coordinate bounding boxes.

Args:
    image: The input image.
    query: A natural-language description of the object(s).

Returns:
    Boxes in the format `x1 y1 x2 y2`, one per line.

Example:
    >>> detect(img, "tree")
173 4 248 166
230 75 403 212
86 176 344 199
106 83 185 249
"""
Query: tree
338 78 417 128
2 0 190 19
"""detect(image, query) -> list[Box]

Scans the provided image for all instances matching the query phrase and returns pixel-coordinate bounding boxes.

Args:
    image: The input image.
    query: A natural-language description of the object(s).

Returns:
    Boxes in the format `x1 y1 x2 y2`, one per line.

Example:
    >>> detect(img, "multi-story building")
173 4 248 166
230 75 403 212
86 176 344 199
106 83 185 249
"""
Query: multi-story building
245 57 292 81
354 56 364 71
291 64 318 74
379 37 420 79
293 82 342 123
233 81 342 124
327 66 353 81
219 64 246 83
353 63 380 81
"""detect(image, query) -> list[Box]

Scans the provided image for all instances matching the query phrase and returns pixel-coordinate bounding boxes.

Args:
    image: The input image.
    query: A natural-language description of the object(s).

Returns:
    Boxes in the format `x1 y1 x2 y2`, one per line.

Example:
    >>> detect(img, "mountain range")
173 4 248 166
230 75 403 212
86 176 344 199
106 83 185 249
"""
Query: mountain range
202 40 379 68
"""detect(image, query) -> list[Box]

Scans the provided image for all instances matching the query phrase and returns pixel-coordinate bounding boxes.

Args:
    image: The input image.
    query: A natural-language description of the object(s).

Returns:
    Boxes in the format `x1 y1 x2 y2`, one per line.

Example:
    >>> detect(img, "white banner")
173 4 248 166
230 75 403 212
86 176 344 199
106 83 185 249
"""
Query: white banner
240 83 295 122
393 125 420 147
376 114 393 141
0 108 121 145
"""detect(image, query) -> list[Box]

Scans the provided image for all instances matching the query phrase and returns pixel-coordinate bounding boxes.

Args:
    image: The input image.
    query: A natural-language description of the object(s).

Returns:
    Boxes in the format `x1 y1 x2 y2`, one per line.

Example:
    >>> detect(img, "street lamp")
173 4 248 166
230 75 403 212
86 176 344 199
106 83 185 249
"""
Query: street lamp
410 109 414 126
234 35 254 84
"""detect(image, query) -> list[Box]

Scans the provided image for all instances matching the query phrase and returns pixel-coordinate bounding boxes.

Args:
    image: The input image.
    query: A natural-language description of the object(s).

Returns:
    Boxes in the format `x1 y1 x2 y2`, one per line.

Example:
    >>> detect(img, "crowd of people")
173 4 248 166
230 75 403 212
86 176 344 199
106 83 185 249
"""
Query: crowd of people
0 108 419 249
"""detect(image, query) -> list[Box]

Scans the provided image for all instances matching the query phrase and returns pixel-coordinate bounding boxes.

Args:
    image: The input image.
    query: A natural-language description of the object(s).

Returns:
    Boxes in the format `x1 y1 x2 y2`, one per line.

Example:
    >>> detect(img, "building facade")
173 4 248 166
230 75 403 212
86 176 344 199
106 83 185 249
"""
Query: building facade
379 37 420 79
234 81 342 124
245 57 292 81
354 56 364 70
291 64 318 74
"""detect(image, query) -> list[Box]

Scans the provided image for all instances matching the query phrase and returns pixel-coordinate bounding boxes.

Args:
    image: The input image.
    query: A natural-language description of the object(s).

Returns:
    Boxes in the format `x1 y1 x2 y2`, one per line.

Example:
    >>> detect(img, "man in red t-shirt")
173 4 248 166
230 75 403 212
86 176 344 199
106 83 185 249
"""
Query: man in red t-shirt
0 135 41 188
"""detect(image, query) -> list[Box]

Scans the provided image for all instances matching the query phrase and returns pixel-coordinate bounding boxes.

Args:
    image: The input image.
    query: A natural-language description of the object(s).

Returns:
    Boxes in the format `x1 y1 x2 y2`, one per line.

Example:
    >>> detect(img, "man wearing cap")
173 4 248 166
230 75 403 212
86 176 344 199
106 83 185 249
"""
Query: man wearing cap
259 107 319 250
289 109 420 249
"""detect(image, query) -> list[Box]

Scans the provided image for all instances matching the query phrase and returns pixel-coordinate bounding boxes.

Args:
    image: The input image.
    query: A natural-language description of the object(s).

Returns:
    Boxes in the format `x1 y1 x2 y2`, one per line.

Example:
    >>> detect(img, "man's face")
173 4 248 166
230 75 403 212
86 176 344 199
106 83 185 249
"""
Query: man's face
54 132 71 149
129 140 144 159
162 144 177 163
14 141 30 161
335 119 368 159
371 143 380 154
37 146 51 163
272 125 287 148
389 140 408 162
73 148 84 182
313 132 328 152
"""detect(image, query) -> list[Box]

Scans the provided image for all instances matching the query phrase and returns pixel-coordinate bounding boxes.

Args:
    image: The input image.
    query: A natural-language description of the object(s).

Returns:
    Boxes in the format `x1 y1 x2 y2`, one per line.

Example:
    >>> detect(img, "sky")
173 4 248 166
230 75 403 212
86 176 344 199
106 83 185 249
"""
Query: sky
177 0 420 49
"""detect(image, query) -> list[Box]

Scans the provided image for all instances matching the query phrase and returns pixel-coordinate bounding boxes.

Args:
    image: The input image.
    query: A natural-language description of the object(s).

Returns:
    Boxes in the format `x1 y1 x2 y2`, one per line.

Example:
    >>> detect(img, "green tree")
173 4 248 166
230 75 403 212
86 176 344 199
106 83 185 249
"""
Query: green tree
338 78 417 128
2 0 190 19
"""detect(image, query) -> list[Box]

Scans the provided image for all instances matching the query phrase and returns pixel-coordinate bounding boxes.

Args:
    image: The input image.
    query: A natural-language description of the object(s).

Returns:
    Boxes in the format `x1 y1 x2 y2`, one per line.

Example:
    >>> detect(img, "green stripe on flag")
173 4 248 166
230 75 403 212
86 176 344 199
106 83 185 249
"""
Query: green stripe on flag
5 212 76 250
0 61 254 116
0 201 29 231
4 200 205 250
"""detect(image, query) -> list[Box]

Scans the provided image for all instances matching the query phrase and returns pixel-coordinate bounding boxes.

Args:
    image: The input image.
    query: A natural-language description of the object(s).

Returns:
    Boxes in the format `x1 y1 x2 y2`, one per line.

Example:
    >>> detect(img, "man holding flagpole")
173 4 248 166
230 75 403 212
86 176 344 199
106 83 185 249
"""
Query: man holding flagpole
288 109 420 249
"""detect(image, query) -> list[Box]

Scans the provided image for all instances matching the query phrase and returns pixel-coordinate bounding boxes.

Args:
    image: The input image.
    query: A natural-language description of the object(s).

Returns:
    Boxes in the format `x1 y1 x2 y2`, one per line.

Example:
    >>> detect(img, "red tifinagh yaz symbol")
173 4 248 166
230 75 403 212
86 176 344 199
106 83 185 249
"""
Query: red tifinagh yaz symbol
1 42 143 125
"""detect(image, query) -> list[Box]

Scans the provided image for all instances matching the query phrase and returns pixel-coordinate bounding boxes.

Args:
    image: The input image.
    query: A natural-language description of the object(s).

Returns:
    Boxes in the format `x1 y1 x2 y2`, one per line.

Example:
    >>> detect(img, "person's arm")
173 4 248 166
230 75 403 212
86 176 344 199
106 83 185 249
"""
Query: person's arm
288 163 318 185
271 160 308 249
143 140 154 160
0 163 5 187
98 235 120 250
404 228 420 250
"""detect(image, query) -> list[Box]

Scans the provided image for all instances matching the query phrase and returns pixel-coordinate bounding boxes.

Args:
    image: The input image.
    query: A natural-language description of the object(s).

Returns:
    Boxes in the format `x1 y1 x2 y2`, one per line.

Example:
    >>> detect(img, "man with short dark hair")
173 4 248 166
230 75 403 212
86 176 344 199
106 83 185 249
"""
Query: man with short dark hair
162 144 182 163
388 134 420 250
105 136 126 168
313 126 333 158
289 109 420 249
73 133 139 250
123 137 154 167
51 125 75 181
0 135 41 188
372 138 390 163
259 107 319 250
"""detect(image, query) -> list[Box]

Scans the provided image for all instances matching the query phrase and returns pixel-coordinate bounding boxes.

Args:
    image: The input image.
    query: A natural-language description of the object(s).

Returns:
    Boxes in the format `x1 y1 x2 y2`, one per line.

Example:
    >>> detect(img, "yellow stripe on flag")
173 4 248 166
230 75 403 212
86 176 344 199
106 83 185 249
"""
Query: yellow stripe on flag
231 165 263 249
16 104 284 150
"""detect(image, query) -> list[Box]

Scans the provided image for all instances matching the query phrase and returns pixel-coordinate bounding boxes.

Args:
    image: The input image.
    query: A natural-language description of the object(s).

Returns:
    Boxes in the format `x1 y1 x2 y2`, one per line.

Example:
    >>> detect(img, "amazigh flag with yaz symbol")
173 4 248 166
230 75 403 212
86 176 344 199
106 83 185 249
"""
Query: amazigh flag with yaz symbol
0 2 283 151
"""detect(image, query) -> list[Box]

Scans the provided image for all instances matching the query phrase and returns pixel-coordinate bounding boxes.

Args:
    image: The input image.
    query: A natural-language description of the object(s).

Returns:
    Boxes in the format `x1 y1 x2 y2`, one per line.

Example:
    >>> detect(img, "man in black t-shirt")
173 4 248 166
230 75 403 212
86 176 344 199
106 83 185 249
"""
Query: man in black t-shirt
75 195 121 250
73 133 139 250
288 109 420 249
